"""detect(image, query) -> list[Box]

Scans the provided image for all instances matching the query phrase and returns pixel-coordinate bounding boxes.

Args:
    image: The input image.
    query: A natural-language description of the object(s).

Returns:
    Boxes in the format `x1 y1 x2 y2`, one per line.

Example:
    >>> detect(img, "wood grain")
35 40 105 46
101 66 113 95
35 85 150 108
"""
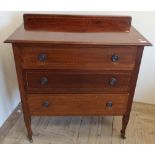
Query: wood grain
120 46 144 138
20 46 137 70
27 94 129 116
12 44 33 140
5 26 152 46
24 71 131 93
0 104 21 143
1 102 155 144
4 14 152 141
23 14 132 32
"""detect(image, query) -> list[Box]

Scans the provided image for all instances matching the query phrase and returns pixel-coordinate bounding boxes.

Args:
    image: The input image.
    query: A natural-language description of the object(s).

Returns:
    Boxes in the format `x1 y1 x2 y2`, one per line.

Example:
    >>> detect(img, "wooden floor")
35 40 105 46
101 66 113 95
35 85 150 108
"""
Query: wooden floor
0 102 155 144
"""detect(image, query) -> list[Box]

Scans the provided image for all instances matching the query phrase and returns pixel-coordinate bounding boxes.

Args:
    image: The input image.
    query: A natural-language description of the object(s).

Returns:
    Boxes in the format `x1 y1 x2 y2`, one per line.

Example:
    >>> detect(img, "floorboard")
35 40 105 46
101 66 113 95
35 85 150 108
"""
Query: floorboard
0 102 155 144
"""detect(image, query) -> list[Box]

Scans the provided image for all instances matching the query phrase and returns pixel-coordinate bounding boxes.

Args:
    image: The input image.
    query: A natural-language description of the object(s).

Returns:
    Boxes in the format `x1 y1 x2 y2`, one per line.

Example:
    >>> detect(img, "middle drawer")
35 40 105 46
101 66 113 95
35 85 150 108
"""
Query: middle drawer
24 71 131 93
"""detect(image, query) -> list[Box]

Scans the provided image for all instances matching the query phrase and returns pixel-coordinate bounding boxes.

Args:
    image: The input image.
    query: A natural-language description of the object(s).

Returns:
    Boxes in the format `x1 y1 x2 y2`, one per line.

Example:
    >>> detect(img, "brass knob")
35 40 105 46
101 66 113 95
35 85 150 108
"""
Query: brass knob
109 77 117 86
111 54 119 62
42 101 50 108
38 53 47 61
40 77 48 85
106 101 113 109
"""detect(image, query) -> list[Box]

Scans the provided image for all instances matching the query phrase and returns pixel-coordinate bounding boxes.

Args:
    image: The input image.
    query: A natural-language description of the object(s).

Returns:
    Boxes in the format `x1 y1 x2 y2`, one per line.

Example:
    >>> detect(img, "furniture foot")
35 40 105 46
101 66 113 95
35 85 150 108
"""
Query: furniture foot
24 116 33 142
27 134 33 143
121 129 126 139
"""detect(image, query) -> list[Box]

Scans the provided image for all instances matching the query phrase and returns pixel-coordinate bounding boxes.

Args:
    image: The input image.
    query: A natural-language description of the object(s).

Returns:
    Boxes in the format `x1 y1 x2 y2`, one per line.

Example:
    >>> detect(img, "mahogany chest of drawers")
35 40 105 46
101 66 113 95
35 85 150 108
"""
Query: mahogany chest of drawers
5 14 151 141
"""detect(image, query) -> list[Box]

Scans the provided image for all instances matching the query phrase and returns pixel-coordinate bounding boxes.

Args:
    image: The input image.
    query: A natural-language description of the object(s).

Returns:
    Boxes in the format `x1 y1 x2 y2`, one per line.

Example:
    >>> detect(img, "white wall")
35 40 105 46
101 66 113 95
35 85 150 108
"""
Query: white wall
0 12 23 127
0 11 154 127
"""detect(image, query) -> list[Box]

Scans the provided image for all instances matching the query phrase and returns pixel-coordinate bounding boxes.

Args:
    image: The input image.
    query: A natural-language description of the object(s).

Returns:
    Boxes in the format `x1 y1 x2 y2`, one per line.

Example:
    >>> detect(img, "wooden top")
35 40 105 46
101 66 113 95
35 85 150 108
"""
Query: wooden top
5 14 152 46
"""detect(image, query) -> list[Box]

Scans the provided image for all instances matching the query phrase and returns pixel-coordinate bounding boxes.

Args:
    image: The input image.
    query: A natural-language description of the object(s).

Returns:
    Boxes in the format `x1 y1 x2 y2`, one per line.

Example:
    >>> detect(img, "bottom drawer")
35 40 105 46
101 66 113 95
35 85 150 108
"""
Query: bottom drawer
27 94 129 115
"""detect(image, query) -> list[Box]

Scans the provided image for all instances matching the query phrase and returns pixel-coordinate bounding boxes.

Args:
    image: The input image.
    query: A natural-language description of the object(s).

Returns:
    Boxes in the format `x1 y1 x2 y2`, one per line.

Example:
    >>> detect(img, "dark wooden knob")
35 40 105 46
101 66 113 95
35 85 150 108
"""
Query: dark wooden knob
106 101 113 109
42 101 50 108
111 54 119 62
40 77 48 85
109 77 117 86
38 53 47 61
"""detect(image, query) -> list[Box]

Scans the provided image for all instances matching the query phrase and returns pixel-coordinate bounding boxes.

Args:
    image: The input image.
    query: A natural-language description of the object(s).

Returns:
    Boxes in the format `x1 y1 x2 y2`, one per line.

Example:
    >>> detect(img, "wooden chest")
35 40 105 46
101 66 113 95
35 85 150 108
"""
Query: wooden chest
5 14 151 141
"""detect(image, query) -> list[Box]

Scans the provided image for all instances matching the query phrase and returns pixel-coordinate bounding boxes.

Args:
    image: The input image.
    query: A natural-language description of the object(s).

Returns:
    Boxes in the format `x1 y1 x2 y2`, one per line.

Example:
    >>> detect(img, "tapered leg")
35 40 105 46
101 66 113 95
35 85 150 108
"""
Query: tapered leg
22 104 33 142
120 48 144 139
25 116 33 142
23 115 33 142
121 113 130 139
13 45 33 142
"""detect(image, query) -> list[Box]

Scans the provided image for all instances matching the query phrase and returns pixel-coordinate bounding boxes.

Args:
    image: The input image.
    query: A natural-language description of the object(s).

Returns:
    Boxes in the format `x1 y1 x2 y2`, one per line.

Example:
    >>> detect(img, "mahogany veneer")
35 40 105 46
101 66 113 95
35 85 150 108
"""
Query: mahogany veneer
5 14 152 141
25 71 131 93
27 94 129 116
23 14 131 32
20 46 137 70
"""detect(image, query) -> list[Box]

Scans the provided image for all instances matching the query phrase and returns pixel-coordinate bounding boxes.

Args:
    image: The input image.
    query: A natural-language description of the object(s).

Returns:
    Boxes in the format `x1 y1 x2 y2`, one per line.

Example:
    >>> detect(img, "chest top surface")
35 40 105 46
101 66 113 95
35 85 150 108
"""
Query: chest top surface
5 14 151 46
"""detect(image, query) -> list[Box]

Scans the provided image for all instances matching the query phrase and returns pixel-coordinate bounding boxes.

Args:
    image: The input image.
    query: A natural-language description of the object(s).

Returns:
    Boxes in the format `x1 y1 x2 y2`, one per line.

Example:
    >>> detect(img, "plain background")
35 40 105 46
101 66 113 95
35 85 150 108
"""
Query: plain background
0 11 154 127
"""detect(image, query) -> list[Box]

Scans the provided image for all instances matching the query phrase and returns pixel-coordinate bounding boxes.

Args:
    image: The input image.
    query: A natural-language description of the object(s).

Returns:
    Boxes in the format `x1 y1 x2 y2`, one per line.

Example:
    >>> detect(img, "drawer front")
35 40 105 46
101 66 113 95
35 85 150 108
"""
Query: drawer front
27 94 129 115
25 71 131 93
21 46 137 70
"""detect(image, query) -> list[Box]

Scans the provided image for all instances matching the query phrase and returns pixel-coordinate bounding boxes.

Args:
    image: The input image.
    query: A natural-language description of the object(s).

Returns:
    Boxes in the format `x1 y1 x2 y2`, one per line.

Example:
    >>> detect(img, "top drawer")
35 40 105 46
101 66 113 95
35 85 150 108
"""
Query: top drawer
20 46 137 70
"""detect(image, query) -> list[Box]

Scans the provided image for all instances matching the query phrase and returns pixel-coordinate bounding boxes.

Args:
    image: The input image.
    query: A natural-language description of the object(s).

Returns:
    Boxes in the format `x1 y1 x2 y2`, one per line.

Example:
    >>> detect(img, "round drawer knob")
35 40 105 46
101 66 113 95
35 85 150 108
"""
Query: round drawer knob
38 53 47 61
109 77 117 86
40 77 48 85
42 101 50 108
106 101 113 109
111 54 119 62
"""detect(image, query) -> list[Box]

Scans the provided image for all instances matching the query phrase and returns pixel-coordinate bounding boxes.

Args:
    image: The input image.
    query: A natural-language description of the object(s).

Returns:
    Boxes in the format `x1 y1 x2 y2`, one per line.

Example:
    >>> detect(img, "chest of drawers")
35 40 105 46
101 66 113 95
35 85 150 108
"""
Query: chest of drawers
5 14 151 141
